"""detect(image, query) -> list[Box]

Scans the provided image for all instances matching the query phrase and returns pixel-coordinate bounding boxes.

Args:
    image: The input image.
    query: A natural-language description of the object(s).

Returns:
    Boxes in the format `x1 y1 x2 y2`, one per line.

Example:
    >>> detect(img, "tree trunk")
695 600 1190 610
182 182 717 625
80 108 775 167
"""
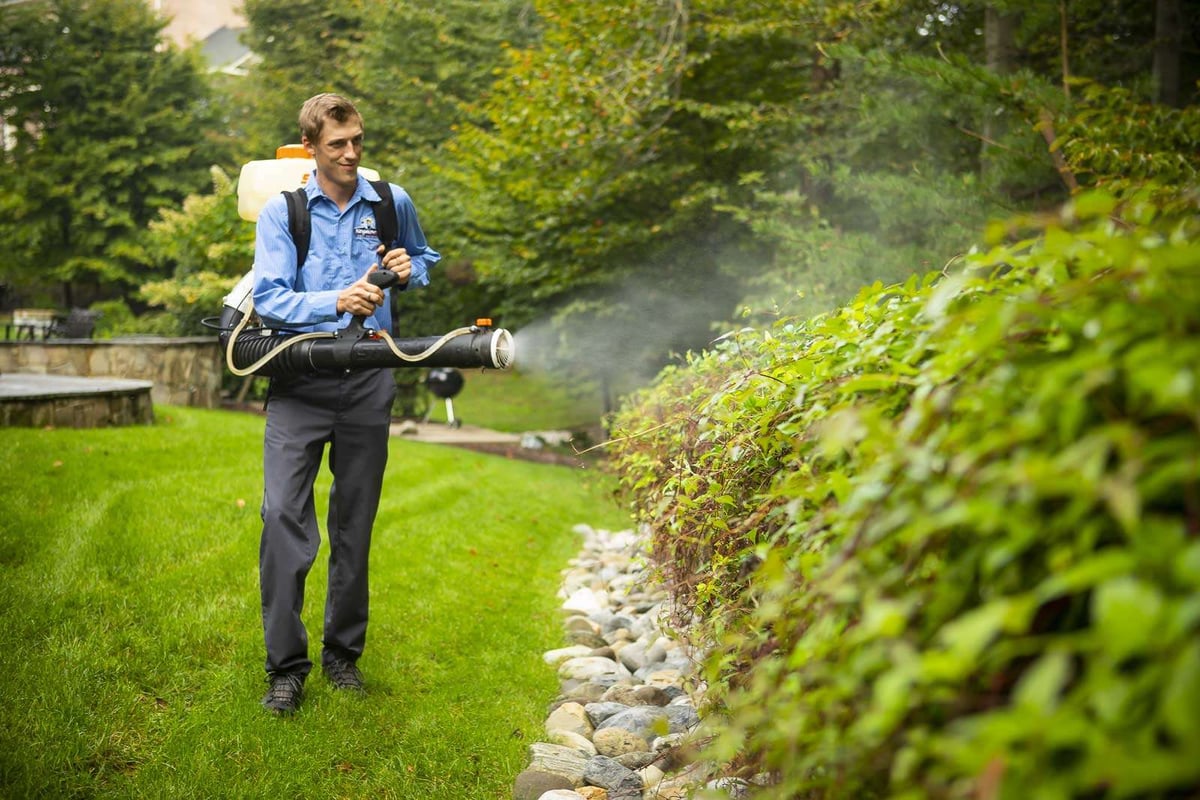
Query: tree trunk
984 6 1020 76
982 6 1020 182
1154 0 1182 107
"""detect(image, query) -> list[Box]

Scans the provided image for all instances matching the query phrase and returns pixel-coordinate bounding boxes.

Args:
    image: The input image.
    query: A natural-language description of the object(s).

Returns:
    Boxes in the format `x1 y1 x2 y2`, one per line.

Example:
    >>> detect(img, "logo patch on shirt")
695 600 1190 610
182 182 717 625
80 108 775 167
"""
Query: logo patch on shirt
354 216 378 238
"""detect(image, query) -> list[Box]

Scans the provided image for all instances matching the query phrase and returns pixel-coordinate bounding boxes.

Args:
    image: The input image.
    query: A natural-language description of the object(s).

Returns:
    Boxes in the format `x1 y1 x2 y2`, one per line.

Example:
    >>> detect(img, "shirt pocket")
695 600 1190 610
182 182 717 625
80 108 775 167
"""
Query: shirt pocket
352 232 382 267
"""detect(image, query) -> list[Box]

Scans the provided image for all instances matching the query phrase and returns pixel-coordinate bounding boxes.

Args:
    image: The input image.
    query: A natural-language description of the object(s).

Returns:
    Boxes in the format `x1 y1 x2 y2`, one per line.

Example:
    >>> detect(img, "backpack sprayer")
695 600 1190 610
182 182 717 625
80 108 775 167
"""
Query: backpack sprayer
212 146 514 377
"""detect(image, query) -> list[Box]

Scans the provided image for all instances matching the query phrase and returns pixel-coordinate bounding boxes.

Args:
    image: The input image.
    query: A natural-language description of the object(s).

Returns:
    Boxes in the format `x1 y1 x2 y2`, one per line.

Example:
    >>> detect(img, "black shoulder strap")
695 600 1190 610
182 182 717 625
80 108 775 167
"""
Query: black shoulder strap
283 187 311 271
282 181 398 272
370 180 398 250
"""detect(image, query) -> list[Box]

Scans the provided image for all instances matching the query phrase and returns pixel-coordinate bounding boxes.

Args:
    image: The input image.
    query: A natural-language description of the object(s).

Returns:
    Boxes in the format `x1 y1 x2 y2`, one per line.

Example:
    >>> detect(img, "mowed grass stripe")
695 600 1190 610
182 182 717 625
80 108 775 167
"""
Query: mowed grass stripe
0 406 626 798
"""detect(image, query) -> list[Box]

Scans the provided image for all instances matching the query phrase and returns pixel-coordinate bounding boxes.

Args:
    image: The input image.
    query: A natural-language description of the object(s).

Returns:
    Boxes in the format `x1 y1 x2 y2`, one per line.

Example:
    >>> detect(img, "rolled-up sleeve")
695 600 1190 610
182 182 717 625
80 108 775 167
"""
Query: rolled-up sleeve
252 195 342 329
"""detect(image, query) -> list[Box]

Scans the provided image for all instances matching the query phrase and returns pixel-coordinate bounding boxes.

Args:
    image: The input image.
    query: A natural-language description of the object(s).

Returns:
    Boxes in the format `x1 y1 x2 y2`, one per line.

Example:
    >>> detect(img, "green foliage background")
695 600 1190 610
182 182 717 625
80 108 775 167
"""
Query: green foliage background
0 0 230 308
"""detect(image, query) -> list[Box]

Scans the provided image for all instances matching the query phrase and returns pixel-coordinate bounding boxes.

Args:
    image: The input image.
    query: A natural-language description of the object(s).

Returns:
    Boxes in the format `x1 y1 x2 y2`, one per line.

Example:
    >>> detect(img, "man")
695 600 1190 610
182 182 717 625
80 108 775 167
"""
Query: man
251 93 440 715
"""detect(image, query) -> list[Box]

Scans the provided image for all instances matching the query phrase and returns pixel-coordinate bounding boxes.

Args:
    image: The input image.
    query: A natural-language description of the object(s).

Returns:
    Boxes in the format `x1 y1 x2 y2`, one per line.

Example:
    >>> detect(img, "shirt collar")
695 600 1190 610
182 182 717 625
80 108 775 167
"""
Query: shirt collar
302 170 377 206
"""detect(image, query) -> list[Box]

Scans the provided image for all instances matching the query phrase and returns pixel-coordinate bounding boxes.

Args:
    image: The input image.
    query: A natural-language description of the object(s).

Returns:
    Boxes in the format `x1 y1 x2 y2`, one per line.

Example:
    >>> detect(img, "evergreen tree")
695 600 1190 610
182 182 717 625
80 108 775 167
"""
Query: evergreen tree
0 0 229 308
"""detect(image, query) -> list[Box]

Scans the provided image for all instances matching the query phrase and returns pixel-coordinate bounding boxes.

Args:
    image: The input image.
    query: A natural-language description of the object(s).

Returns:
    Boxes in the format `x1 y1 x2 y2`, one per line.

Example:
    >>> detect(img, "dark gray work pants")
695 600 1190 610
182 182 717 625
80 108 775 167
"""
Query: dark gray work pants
259 368 396 678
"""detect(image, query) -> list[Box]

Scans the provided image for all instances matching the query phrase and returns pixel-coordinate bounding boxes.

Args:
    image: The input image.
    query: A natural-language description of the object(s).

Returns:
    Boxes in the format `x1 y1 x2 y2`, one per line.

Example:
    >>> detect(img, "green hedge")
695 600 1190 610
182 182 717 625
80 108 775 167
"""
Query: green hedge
610 188 1200 798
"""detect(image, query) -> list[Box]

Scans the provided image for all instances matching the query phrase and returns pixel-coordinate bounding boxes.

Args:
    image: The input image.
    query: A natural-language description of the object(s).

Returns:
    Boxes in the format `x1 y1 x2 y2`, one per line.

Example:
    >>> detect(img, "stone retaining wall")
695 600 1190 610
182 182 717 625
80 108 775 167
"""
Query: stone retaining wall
0 337 223 408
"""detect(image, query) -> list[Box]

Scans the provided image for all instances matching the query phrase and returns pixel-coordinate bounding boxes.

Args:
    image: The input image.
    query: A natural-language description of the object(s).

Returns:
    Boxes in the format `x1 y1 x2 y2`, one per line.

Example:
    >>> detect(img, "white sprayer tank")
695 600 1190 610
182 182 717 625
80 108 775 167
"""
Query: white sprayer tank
237 144 381 222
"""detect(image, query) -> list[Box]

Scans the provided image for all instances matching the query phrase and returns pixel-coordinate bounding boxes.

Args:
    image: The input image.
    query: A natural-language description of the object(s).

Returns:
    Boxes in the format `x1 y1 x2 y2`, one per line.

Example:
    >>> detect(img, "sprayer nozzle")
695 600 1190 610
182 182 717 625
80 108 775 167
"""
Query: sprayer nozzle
492 328 515 369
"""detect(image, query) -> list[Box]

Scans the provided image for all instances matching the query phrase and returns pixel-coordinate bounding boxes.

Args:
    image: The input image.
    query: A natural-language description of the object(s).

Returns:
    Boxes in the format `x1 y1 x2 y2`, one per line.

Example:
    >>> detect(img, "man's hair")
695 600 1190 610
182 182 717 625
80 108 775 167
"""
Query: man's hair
298 93 363 144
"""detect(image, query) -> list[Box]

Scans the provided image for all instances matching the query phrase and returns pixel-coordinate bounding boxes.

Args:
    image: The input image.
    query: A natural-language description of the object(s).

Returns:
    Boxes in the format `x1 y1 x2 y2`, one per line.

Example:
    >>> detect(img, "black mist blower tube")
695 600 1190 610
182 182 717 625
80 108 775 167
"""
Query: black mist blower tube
217 270 514 377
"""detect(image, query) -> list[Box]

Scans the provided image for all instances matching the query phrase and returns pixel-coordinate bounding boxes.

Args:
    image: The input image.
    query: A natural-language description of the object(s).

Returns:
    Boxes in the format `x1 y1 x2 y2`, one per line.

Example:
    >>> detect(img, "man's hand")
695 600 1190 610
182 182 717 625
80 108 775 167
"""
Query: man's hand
376 244 412 285
336 267 386 316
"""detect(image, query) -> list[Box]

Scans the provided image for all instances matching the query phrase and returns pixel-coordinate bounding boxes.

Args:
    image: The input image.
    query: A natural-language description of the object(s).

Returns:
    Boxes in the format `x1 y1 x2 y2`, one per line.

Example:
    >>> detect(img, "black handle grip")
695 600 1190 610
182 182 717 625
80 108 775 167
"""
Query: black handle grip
368 270 400 290
340 269 401 340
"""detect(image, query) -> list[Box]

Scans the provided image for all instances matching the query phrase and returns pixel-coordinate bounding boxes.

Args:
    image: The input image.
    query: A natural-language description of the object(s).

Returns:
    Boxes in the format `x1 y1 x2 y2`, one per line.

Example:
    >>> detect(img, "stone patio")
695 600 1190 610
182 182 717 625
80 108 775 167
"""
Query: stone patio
0 374 155 428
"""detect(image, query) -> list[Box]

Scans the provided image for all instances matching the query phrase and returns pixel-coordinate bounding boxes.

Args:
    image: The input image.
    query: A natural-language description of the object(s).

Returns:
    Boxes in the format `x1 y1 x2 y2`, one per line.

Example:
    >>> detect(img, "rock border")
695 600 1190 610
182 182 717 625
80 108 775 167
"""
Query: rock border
513 525 747 800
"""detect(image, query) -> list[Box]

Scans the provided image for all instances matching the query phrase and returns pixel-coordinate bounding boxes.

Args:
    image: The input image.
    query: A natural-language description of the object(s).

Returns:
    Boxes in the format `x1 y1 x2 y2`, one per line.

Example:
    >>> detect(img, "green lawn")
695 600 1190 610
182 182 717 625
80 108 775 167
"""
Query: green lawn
0 406 628 798
419 367 608 434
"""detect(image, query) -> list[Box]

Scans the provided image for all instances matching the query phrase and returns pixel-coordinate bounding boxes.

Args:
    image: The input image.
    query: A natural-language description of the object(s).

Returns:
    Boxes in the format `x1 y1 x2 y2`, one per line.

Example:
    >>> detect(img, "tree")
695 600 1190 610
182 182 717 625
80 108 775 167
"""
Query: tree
129 166 253 334
230 0 371 164
1155 0 1184 107
435 0 1022 396
0 0 229 309
436 0 808 393
714 0 1199 322
352 0 539 171
982 4 1020 176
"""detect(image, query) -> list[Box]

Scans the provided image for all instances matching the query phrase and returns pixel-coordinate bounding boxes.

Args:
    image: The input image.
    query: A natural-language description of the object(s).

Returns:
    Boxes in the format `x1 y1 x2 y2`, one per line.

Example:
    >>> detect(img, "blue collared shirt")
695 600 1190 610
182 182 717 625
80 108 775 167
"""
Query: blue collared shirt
252 173 440 335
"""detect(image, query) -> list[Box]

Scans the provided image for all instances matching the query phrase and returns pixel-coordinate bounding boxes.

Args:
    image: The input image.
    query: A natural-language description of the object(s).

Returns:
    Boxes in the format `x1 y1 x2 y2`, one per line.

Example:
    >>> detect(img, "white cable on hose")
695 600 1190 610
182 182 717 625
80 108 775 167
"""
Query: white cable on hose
375 326 477 362
224 301 334 377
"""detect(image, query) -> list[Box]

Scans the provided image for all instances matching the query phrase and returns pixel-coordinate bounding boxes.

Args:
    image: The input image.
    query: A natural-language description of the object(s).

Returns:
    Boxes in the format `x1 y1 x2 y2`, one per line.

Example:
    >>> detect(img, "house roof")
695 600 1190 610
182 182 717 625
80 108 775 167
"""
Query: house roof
201 25 255 76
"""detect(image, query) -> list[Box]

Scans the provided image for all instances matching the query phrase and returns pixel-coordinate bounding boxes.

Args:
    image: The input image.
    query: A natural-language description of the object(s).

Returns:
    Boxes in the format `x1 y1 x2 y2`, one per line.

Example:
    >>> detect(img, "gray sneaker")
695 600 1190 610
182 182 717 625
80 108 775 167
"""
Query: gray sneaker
324 659 364 691
262 672 304 715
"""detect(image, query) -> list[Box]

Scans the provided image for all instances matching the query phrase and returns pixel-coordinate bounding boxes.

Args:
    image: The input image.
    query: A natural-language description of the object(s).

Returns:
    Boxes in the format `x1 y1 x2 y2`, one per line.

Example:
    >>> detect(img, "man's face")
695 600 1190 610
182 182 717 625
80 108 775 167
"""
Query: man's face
304 117 364 193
